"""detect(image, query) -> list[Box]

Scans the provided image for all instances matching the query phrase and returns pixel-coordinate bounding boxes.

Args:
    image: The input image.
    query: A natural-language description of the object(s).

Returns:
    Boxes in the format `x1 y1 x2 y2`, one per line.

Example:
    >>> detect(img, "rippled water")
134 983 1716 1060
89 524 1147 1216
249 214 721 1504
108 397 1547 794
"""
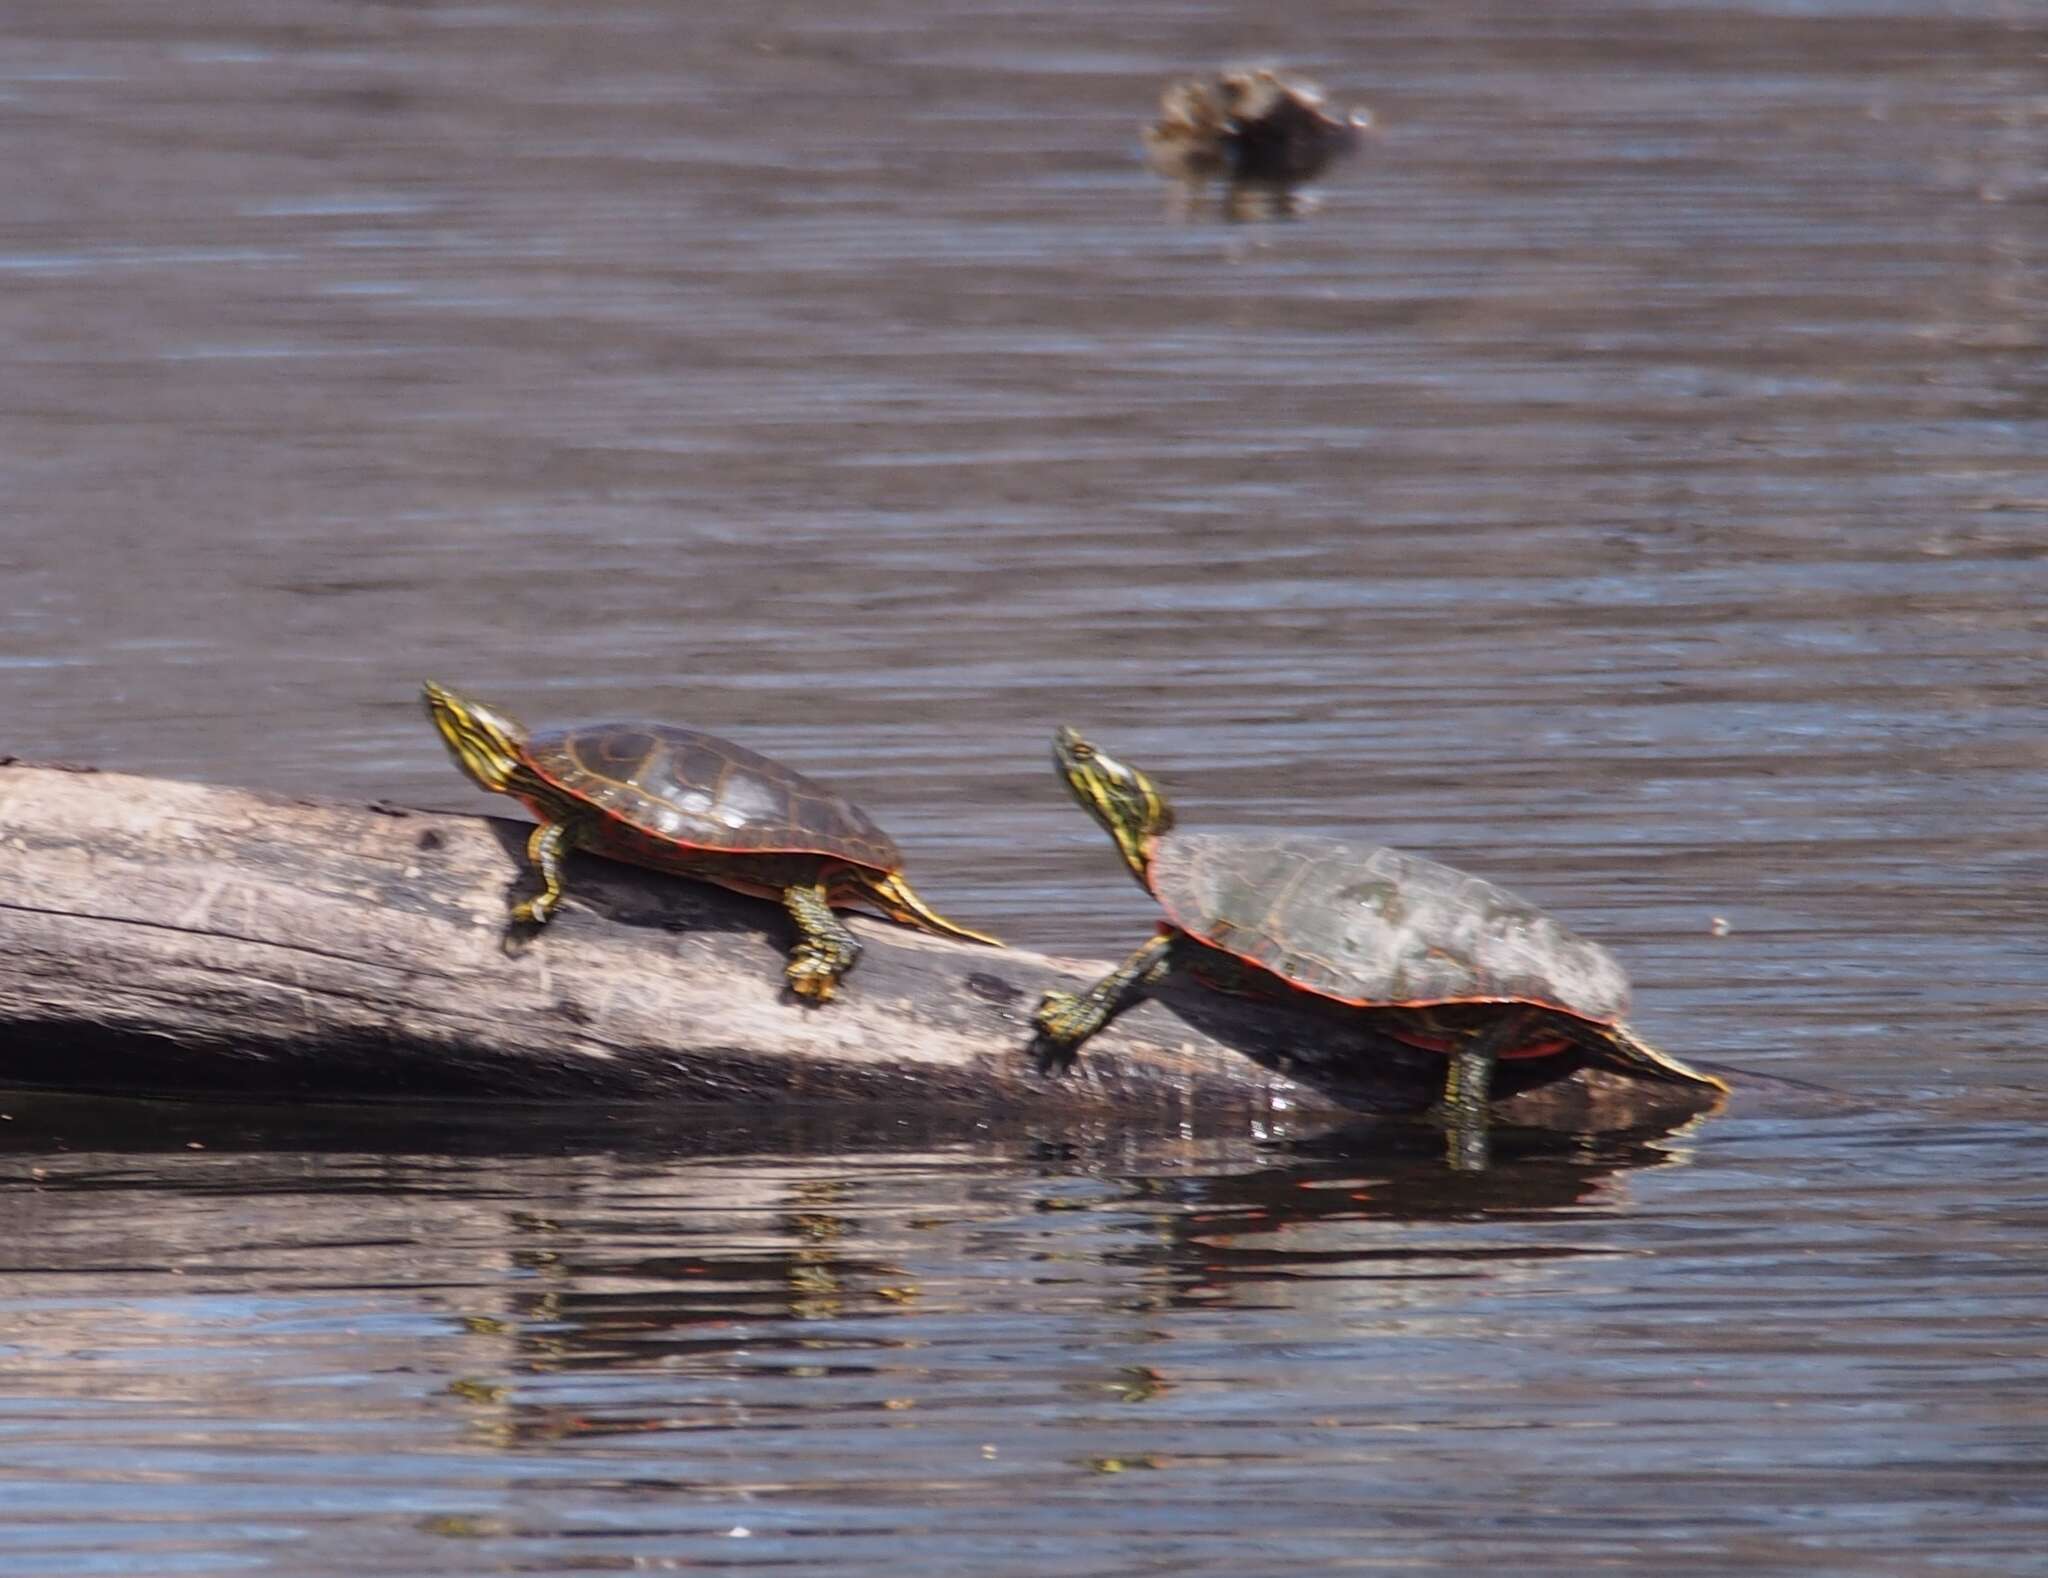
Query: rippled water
2 0 2045 1570
4 1094 2047 1574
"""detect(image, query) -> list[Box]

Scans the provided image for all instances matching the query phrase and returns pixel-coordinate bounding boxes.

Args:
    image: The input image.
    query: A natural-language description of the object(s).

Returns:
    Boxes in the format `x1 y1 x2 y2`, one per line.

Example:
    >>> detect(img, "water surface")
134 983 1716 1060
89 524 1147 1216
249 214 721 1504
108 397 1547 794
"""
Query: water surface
0 0 2044 1570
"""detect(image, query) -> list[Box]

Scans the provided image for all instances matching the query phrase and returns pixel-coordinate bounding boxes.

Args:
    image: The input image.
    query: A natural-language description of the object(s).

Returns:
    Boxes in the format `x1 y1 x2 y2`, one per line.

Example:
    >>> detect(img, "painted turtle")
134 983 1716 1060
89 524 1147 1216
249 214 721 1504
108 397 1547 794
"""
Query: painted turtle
1032 728 1726 1151
423 683 998 1001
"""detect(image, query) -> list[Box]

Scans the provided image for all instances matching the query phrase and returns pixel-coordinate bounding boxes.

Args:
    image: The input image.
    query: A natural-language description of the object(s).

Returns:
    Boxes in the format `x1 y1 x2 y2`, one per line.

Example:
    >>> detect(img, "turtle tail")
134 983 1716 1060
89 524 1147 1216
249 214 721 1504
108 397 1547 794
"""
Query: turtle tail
862 871 1002 948
1598 1022 1731 1093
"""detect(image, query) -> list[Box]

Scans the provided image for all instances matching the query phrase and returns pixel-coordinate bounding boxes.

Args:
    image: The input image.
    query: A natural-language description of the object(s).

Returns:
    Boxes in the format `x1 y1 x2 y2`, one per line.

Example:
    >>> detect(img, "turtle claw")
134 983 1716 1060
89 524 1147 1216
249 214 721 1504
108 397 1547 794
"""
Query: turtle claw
1031 1032 1080 1076
503 894 556 952
1032 989 1089 1043
785 950 843 1004
1030 990 1095 1074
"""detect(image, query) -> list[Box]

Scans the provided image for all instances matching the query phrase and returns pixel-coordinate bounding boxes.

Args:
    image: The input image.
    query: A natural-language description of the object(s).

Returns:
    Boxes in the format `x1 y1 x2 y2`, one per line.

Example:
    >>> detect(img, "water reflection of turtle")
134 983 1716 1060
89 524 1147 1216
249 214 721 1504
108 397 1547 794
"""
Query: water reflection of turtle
1143 68 1372 186
1032 729 1727 1163
422 683 997 1000
1126 1120 1703 1314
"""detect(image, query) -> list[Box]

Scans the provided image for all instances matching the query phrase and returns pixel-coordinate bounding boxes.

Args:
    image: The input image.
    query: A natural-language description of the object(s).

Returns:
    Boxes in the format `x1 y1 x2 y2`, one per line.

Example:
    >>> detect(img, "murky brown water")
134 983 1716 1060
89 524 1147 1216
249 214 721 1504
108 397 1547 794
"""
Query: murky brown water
2 0 2045 1571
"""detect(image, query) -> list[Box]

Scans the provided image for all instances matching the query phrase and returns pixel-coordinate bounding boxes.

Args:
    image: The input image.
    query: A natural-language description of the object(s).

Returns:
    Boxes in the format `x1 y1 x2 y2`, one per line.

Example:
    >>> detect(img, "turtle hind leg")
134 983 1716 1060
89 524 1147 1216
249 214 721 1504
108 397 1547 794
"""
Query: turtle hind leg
1032 932 1176 1071
783 882 862 1003
511 814 593 929
1434 1008 1537 1173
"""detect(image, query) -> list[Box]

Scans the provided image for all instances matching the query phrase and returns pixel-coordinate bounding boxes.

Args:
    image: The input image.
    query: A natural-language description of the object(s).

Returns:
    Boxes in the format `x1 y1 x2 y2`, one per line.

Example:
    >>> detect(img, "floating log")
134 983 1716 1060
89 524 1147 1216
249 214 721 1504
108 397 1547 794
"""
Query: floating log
0 761 1738 1130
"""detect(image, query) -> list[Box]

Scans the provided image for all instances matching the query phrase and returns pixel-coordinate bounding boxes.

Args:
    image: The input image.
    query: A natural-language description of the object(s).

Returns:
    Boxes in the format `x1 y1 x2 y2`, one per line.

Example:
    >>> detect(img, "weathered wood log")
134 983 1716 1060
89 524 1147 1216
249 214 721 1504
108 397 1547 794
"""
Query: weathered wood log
0 761 1740 1130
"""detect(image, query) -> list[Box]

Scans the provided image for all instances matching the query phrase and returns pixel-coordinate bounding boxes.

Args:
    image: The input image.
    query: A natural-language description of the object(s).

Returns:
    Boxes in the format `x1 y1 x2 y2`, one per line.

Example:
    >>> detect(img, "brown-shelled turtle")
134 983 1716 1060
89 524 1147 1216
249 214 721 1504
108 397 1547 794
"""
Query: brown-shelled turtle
1143 67 1372 185
423 683 998 1001
1032 728 1726 1160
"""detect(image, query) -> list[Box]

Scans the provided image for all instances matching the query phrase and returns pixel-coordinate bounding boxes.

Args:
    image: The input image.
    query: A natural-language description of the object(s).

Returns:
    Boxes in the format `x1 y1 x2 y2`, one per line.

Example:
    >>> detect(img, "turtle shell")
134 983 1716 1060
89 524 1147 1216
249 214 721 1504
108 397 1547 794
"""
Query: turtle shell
520 723 902 872
1147 831 1631 1024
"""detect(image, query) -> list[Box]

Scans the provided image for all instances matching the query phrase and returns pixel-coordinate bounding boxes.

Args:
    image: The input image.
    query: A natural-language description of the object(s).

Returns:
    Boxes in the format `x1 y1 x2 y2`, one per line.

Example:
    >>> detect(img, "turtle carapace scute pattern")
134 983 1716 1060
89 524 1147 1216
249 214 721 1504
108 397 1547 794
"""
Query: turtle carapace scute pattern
1149 832 1632 1021
529 724 901 869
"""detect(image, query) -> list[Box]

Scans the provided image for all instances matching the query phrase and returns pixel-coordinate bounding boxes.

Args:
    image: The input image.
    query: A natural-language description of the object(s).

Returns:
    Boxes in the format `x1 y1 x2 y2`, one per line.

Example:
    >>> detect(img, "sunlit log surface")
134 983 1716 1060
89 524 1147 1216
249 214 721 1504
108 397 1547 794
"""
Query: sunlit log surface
0 761 1744 1129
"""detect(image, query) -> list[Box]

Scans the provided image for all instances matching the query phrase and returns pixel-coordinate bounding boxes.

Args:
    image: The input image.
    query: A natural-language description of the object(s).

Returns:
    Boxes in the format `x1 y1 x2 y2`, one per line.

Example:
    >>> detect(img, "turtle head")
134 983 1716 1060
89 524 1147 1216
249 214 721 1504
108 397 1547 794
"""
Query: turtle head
1052 726 1174 883
422 681 530 794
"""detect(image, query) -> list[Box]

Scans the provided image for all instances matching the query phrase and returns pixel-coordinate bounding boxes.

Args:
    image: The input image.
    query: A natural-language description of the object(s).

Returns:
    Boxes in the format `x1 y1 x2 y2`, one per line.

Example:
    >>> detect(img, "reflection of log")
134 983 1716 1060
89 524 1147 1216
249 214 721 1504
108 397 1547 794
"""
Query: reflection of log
0 762 1731 1128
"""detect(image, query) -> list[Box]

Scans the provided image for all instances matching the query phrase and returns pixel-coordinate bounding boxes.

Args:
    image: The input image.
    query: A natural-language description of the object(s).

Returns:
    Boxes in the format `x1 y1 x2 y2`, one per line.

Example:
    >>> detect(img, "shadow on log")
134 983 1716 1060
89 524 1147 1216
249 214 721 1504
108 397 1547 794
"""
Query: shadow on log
0 762 1762 1132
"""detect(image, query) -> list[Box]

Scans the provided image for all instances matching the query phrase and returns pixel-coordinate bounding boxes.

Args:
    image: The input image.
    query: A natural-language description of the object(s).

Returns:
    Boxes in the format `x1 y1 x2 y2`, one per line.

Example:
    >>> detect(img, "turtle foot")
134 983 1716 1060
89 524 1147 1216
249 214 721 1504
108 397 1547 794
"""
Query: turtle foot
510 895 558 927
1030 990 1101 1073
501 898 553 956
785 951 844 1004
1031 989 1091 1043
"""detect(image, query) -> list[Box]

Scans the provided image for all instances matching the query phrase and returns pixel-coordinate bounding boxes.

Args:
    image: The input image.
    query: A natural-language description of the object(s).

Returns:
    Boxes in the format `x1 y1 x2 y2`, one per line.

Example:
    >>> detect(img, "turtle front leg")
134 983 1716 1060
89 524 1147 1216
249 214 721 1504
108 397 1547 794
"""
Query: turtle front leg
783 882 862 1003
511 814 594 927
1435 1008 1535 1172
1033 932 1177 1069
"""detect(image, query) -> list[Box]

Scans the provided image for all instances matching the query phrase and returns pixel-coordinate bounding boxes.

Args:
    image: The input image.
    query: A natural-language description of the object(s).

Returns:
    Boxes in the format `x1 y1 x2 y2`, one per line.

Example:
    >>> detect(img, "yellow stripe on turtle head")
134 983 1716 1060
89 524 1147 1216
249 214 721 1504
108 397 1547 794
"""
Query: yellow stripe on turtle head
421 681 530 795
1051 726 1174 883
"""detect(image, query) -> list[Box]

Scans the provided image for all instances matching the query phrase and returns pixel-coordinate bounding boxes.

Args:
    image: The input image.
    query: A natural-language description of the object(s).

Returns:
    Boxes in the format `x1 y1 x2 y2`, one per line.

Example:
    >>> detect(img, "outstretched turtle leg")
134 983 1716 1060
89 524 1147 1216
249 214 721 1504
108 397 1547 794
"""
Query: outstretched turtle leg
512 814 595 927
783 882 862 1003
1033 932 1177 1067
1436 1009 1536 1172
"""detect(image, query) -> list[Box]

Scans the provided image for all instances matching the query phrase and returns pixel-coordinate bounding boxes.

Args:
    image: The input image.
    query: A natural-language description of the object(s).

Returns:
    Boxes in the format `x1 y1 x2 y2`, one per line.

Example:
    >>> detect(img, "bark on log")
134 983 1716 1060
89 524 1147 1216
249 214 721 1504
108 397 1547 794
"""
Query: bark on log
0 761 1739 1130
